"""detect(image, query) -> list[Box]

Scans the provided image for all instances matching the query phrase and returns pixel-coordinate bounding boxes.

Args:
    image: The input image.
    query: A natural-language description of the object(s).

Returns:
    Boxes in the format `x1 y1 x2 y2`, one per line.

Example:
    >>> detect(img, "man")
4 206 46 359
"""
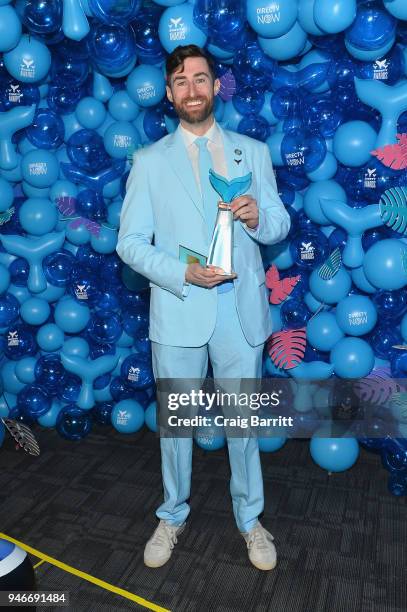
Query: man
116 45 290 571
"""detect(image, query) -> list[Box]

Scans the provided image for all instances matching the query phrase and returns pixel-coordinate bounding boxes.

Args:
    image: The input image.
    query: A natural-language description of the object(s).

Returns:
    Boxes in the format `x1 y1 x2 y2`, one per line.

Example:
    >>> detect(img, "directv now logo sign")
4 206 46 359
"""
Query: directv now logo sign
7 330 19 347
364 167 376 188
256 3 281 24
169 17 186 41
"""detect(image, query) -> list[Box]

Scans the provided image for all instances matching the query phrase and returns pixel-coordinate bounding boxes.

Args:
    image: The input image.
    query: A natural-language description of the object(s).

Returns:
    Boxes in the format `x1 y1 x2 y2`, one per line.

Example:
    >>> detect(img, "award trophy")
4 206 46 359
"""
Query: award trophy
207 169 252 275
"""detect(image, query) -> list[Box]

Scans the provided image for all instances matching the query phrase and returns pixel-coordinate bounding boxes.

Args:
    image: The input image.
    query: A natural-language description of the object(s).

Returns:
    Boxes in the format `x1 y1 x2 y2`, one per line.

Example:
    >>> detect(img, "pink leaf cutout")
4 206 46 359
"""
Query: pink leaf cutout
371 133 407 170
266 264 301 305
267 327 306 370
55 196 78 217
353 367 404 405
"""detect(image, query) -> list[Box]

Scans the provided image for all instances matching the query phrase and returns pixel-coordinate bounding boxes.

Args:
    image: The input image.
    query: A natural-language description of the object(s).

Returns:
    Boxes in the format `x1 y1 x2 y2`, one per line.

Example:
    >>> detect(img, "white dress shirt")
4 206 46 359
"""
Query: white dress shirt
179 120 228 188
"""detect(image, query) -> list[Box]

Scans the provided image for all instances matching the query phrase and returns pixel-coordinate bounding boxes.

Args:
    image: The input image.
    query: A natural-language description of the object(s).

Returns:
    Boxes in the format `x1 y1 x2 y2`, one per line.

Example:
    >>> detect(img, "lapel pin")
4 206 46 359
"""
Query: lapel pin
234 148 242 155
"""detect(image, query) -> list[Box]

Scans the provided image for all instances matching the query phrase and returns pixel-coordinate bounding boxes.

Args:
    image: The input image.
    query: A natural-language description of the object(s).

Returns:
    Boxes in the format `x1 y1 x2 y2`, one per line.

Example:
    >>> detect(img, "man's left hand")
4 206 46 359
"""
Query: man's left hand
230 195 259 230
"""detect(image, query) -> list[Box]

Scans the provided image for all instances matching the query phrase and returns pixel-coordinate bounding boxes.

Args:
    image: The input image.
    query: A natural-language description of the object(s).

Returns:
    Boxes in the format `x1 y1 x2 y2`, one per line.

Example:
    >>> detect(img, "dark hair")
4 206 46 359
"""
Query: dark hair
166 45 216 83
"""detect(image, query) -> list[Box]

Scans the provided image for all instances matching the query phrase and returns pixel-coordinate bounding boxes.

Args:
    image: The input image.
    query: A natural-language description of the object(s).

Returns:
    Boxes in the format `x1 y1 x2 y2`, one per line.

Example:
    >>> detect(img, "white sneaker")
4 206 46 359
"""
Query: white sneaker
241 521 277 570
144 520 186 568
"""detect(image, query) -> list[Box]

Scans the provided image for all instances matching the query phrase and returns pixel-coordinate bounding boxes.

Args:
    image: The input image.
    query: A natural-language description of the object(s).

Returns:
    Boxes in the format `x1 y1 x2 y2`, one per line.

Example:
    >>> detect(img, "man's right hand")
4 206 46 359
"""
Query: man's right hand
185 263 236 289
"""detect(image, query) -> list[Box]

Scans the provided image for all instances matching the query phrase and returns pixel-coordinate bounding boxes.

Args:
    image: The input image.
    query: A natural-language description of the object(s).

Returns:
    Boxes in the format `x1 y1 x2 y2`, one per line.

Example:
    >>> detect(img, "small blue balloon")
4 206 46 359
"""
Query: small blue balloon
36 323 65 352
126 64 166 108
3 34 51 83
103 121 140 159
87 22 137 77
290 229 329 270
345 3 396 53
92 401 114 425
21 149 59 188
20 297 50 326
111 398 144 433
335 294 377 336
4 323 37 360
330 337 374 378
158 4 207 54
75 96 107 130
19 197 58 235
363 239 407 291
144 400 157 432
88 0 141 25
306 312 344 352
88 310 122 344
43 249 76 287
56 404 92 440
309 266 352 304
25 108 65 150
35 354 66 394
37 399 63 428
67 129 110 173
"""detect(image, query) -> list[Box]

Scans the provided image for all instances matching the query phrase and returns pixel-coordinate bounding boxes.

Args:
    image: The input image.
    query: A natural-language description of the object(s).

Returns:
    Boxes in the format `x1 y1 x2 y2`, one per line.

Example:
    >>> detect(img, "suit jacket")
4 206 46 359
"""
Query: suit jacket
116 124 291 347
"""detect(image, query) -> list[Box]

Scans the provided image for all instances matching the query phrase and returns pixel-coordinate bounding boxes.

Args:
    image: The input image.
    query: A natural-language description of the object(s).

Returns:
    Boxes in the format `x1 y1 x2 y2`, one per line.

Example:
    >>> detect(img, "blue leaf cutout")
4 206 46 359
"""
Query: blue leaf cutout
380 186 407 235
318 247 342 280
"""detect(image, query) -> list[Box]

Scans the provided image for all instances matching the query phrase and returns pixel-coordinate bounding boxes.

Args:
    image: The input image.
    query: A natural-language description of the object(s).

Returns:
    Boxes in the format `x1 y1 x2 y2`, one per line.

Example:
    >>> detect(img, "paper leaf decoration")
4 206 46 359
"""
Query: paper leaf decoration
371 133 407 170
0 206 15 226
379 186 407 235
318 247 342 280
353 367 403 406
2 417 40 456
267 327 306 370
55 196 101 236
265 264 301 304
218 69 236 102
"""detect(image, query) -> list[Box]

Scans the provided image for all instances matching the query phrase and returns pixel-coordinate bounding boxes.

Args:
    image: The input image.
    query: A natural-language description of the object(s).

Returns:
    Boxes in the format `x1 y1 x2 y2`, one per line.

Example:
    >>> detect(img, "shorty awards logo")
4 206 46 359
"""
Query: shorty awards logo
7 83 23 103
300 242 315 260
169 17 186 41
373 59 389 80
364 167 376 188
256 3 281 24
7 330 19 347
117 410 129 426
20 58 35 79
74 284 88 300
128 366 140 382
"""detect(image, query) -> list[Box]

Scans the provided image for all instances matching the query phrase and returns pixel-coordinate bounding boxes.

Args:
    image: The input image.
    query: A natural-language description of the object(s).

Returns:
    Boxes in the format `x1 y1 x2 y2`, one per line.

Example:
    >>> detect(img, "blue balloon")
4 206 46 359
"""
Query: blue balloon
67 129 110 173
363 239 407 291
246 0 297 38
345 3 396 53
20 297 50 326
19 197 58 235
56 404 92 440
36 323 65 351
43 249 76 287
122 304 148 338
232 86 265 116
333 120 377 167
57 374 81 403
88 310 122 344
143 107 167 142
103 121 140 159
25 108 65 150
108 91 140 123
120 353 154 390
87 23 137 77
310 436 359 472
314 0 356 34
15 356 37 384
280 298 311 329
17 383 51 417
372 290 407 322
335 294 377 336
19 0 62 35
3 35 51 83
47 84 85 115
303 179 346 225
290 229 329 270
309 266 352 304
0 5 22 52
75 96 106 130
306 312 344 352
88 0 141 25
0 263 10 294
1 360 25 394
92 401 114 425
330 337 374 378
158 4 207 54
4 323 37 360
282 128 327 173
126 64 166 108
111 398 144 433
21 149 59 188
37 399 63 427
133 6 166 65
258 437 287 452
54 297 90 333
237 114 270 141
35 354 66 394
370 325 402 361
145 400 157 432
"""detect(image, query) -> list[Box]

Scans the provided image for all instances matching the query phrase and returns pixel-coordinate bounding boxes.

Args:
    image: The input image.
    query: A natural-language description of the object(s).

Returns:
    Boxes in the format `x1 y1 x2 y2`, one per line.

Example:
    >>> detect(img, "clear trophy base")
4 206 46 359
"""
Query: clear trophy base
206 203 236 276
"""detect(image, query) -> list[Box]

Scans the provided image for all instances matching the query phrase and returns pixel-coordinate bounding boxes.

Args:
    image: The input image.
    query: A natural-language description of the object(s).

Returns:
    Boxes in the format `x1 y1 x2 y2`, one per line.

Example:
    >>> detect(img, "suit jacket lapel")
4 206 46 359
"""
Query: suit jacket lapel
164 127 205 219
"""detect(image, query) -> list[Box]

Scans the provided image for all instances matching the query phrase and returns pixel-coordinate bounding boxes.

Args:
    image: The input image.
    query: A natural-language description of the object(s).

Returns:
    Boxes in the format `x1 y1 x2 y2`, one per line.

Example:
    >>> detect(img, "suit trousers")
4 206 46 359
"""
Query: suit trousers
151 287 265 533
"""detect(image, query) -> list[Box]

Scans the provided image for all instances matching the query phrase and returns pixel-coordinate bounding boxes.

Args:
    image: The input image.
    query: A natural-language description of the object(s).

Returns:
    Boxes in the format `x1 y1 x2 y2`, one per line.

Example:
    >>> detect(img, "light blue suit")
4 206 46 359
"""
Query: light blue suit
116 124 290 532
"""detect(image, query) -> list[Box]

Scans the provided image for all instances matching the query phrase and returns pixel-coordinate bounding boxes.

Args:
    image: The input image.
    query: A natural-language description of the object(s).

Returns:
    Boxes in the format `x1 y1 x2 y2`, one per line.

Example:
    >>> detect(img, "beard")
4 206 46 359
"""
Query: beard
173 96 214 124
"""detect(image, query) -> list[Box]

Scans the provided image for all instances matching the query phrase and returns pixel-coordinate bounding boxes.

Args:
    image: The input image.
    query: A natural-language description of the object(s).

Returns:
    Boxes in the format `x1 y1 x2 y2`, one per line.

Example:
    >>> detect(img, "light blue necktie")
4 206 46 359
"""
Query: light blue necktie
195 136 233 294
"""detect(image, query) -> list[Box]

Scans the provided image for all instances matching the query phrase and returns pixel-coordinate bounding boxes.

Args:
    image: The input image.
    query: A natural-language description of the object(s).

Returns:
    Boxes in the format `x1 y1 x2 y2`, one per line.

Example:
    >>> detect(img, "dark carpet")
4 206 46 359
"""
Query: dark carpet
0 424 406 612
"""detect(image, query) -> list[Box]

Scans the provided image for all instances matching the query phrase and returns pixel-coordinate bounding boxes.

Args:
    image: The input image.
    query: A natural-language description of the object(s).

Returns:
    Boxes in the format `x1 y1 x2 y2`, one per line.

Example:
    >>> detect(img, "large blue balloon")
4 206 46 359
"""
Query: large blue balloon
310 436 359 472
87 23 136 77
363 240 407 291
158 4 207 54
333 120 377 167
335 294 377 336
4 35 51 83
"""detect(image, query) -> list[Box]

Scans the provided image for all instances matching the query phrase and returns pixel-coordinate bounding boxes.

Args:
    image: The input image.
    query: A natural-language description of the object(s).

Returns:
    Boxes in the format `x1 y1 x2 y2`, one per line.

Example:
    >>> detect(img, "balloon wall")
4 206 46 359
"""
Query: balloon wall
0 0 407 494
